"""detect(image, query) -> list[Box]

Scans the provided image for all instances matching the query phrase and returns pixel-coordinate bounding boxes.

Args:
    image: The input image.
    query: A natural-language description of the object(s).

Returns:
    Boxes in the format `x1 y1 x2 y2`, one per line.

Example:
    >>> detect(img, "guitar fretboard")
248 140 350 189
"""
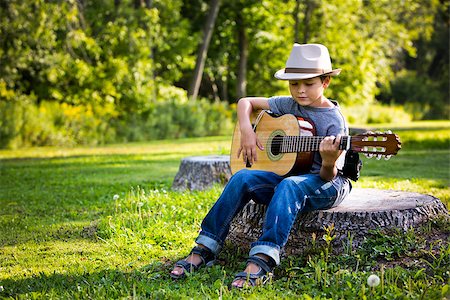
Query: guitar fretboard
277 136 350 153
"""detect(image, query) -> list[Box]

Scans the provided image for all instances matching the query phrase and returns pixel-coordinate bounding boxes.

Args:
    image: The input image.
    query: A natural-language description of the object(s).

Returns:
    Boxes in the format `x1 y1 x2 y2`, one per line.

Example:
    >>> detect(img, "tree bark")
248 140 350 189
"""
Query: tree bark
293 0 300 43
236 11 248 99
114 0 121 10
188 0 221 101
172 155 231 191
303 0 316 44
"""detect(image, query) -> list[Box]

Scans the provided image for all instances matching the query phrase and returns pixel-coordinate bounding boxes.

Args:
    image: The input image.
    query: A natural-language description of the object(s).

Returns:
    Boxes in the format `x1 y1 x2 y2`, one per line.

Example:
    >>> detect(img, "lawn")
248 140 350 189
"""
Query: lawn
0 122 448 299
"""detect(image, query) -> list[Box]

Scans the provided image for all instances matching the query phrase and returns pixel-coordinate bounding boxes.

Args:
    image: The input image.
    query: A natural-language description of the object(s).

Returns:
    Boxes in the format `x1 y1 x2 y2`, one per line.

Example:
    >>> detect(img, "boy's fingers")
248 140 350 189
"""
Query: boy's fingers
256 139 264 150
252 148 258 162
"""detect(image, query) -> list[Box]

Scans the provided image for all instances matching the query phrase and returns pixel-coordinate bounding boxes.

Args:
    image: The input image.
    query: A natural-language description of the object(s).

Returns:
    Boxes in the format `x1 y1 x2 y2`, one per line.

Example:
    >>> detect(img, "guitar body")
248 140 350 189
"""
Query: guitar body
230 111 315 176
230 111 401 177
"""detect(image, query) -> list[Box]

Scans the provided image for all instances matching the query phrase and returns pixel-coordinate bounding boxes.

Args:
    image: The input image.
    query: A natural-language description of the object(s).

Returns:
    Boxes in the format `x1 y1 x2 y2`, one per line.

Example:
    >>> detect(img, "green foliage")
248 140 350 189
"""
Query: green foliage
380 70 449 120
115 86 234 142
343 102 412 125
0 88 234 148
0 0 447 148
0 100 117 148
377 0 450 120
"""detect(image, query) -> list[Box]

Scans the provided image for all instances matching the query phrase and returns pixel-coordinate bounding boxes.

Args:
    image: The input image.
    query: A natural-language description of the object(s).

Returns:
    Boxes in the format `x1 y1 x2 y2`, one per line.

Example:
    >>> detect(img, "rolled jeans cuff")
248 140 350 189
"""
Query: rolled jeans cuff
250 243 280 265
195 233 221 254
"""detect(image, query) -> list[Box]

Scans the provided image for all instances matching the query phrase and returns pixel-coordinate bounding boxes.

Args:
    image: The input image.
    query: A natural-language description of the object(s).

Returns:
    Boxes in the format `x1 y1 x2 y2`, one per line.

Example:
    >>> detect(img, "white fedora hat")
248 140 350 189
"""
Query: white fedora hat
274 43 341 80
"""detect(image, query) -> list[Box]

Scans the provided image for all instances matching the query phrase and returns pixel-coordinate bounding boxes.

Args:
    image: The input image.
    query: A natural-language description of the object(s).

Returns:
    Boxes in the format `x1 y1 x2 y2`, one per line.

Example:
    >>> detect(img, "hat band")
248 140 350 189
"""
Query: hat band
285 67 329 74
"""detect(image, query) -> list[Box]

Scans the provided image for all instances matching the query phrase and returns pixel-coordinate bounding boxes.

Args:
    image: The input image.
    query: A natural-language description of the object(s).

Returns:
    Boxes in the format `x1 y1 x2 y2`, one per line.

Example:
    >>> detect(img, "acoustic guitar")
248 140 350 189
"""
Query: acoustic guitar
230 110 402 176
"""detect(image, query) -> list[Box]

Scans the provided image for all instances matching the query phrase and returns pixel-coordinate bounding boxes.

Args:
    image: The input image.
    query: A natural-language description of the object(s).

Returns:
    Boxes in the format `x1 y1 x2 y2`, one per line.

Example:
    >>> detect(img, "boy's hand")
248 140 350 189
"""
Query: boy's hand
319 135 342 181
237 126 264 166
319 135 342 164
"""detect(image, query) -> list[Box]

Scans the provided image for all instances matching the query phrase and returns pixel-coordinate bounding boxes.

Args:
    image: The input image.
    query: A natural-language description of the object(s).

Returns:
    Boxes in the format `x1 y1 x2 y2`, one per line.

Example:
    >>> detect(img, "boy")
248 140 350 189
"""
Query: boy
170 43 351 288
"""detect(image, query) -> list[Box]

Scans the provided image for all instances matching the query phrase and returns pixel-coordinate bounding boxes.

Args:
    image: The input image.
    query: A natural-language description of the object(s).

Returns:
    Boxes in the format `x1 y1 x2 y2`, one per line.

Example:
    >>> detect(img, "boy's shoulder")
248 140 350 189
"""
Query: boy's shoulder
268 96 298 116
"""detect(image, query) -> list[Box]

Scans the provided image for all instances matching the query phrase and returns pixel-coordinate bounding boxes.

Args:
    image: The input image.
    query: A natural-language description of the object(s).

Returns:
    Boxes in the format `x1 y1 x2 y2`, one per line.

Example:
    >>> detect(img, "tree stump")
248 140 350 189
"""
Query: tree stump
172 156 448 256
226 188 448 256
172 155 231 191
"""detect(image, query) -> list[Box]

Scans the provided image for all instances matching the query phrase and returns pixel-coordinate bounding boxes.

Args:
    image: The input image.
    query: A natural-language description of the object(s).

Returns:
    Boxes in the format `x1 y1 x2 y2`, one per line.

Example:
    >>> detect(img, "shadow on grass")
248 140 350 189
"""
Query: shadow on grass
0 259 239 298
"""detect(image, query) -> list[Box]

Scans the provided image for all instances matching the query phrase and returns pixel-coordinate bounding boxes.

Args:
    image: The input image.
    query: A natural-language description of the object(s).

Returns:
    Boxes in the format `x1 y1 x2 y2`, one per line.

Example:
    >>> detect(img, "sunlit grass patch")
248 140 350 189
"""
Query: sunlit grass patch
97 186 222 260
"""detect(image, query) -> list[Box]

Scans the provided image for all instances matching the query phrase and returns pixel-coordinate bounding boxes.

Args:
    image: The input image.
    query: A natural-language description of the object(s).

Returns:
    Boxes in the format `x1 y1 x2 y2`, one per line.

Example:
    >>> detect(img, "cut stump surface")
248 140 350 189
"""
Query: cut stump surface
227 188 448 255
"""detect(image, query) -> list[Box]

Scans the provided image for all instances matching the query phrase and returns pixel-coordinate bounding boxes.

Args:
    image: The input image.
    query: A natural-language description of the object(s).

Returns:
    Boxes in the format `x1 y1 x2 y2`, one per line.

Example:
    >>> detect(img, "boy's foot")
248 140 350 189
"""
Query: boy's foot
170 245 216 279
231 261 261 288
231 254 274 288
170 253 203 277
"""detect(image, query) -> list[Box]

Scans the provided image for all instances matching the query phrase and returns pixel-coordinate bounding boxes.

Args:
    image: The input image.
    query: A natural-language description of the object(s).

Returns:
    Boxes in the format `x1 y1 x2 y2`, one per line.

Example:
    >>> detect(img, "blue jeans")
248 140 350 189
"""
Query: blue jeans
196 169 346 265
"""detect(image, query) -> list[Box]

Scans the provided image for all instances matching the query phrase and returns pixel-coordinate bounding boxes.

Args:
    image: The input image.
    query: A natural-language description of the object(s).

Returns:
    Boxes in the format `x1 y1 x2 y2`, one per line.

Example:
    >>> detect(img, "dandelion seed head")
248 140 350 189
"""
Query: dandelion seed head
113 194 119 201
367 274 380 287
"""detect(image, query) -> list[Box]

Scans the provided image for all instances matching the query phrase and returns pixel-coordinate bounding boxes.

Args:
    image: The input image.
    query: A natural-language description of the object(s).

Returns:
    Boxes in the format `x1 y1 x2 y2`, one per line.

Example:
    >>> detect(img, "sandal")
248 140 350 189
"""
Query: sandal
170 246 216 279
231 256 275 288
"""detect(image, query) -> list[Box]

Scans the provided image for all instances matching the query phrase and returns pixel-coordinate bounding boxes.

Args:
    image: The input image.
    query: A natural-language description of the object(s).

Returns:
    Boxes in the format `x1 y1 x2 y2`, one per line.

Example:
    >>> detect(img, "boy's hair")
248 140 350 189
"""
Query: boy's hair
319 75 331 82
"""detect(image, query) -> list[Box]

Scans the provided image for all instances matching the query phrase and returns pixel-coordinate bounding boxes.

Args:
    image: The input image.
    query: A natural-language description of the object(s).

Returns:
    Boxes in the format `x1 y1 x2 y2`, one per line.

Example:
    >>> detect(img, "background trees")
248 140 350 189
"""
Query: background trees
0 0 448 148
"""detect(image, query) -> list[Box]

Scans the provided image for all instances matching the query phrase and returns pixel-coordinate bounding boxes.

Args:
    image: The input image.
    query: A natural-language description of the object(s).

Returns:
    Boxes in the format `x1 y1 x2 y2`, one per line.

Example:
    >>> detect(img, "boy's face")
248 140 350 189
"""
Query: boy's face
288 76 329 107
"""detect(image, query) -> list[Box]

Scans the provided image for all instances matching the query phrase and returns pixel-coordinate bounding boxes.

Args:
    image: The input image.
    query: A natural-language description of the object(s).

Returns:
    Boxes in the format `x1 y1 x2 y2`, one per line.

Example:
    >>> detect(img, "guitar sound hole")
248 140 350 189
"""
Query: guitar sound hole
270 135 283 156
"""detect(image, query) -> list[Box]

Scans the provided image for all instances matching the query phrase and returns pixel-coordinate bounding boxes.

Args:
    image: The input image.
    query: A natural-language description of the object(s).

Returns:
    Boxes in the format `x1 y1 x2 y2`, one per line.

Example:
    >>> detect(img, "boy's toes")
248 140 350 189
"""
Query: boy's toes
231 278 245 289
170 267 183 276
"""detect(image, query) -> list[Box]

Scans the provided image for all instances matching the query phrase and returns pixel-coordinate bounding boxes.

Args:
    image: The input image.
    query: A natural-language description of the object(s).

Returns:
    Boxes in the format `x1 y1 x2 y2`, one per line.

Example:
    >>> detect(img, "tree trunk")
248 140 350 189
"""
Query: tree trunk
293 0 300 43
236 11 248 99
144 0 153 8
303 0 316 44
218 73 228 101
207 72 220 101
114 0 121 10
188 0 221 101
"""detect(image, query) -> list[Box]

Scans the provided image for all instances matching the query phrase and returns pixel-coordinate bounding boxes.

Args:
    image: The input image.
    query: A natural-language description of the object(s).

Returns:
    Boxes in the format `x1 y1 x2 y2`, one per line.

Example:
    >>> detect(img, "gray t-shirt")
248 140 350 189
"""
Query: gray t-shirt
268 96 351 203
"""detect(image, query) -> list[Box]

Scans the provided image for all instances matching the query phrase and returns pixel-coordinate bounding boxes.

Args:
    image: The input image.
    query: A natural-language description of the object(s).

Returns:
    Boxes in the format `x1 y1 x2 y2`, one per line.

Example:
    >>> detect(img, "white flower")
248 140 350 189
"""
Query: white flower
367 274 380 287
0 285 3 292
113 194 119 201
137 202 144 207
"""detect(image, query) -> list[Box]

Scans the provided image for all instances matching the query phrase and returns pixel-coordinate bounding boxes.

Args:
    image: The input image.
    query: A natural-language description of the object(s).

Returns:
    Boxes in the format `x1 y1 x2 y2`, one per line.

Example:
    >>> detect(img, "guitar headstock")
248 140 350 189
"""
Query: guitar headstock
351 131 401 160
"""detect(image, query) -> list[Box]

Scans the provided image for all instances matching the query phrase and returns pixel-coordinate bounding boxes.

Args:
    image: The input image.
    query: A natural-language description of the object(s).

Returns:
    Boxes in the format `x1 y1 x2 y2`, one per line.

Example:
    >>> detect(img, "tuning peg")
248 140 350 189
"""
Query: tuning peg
384 155 392 160
365 153 374 158
385 130 392 134
376 154 382 160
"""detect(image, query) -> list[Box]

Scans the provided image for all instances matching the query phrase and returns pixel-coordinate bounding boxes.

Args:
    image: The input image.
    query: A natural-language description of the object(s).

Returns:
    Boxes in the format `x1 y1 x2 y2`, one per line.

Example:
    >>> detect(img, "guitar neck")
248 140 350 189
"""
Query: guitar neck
278 136 350 153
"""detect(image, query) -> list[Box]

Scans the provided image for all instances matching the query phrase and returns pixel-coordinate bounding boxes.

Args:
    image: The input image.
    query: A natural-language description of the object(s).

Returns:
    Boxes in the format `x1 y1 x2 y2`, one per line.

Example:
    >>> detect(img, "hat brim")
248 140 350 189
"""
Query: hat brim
274 69 341 80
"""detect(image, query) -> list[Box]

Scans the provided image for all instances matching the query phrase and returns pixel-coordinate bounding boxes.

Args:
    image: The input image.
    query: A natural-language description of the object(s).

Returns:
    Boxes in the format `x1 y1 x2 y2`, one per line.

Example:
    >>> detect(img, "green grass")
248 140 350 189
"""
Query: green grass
0 122 449 299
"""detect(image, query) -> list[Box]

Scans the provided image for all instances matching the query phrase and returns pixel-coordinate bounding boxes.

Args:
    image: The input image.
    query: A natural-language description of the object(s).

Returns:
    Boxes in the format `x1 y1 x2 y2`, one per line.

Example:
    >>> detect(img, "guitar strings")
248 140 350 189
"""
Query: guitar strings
252 136 349 152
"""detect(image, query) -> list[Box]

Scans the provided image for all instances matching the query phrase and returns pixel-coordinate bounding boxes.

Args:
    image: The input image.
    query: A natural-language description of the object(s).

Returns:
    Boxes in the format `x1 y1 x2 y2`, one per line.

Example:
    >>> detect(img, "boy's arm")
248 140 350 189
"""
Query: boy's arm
319 136 343 181
236 97 270 165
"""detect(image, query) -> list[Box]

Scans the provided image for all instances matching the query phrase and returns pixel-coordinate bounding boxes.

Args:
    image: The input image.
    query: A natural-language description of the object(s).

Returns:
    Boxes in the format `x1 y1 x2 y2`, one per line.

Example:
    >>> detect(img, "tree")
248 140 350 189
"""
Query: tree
236 9 248 99
188 0 221 101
